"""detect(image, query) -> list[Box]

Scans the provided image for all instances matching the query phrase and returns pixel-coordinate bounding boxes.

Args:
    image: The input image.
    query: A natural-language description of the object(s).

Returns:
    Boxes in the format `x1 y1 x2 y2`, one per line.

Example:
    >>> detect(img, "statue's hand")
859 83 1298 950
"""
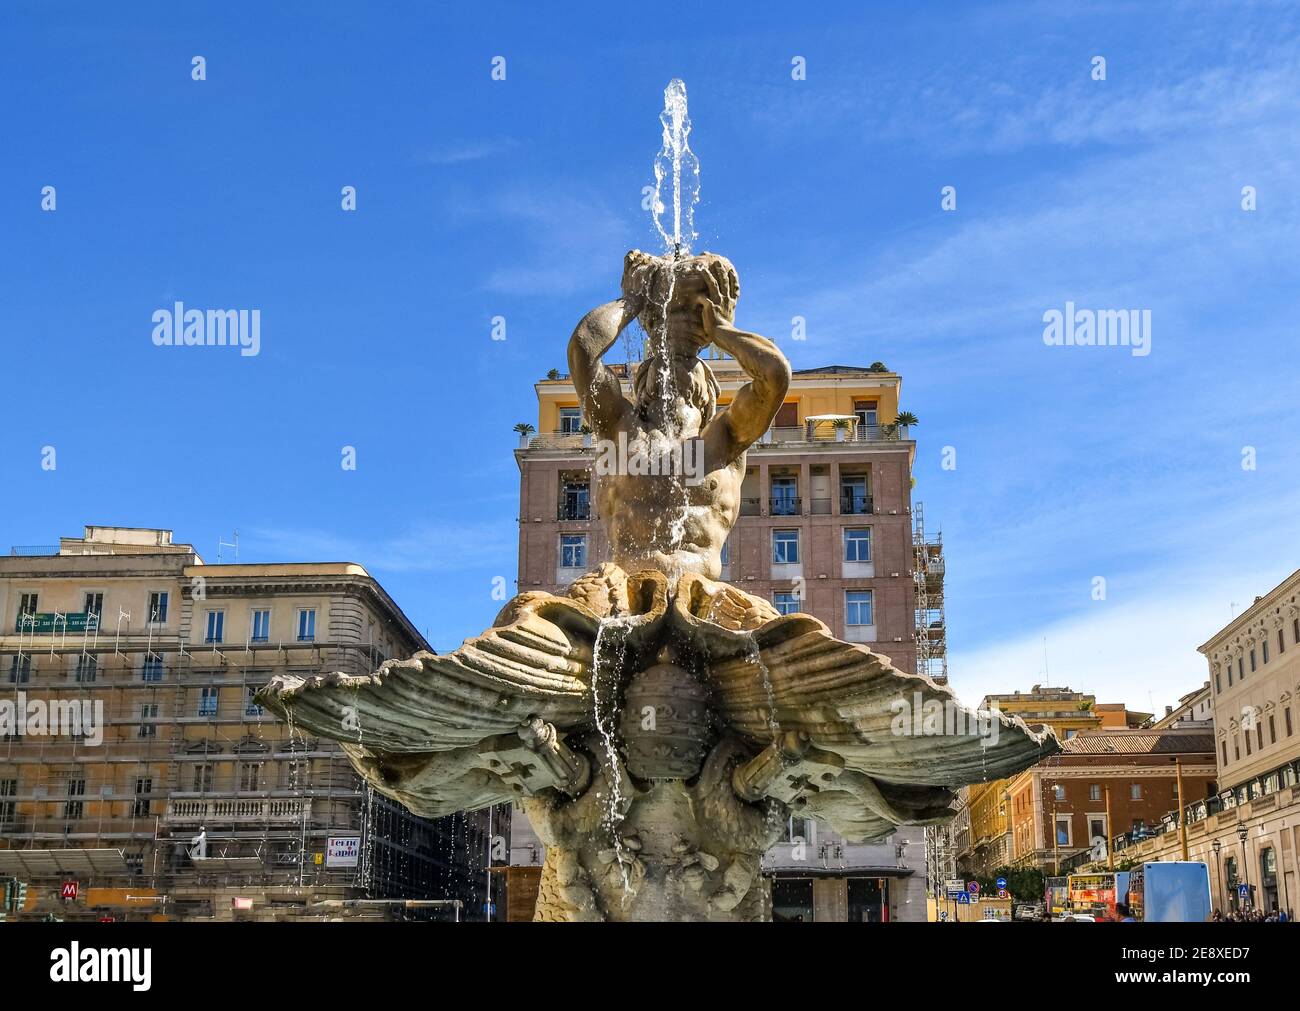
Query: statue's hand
622 249 666 313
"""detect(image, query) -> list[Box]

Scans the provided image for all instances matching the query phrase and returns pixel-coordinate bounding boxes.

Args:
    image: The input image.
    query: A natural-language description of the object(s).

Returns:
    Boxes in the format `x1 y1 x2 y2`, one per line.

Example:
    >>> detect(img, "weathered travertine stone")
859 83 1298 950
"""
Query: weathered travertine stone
258 252 1057 921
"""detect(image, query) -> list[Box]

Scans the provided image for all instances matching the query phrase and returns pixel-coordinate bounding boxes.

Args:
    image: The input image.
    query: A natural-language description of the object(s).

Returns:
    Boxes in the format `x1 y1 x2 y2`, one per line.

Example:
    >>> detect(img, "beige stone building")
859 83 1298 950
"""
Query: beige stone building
1104 568 1300 914
0 525 490 921
503 359 940 921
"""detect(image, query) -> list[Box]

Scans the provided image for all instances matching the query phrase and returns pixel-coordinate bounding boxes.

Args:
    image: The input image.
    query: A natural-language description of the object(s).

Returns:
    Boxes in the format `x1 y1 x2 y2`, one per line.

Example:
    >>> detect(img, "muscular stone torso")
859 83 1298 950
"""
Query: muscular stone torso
596 438 744 581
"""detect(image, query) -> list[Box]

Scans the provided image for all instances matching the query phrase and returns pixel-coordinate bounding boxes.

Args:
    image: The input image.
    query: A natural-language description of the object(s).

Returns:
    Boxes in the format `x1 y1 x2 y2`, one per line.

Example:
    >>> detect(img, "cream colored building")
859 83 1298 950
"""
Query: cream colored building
0 525 489 921
1080 569 1300 915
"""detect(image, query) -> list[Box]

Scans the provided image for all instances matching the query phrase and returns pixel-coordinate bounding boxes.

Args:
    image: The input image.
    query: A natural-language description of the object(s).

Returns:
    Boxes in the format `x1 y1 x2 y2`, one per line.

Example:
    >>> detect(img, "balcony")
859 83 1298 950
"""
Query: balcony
521 423 911 454
164 797 311 825
768 496 802 517
757 425 911 448
840 494 873 515
558 502 591 521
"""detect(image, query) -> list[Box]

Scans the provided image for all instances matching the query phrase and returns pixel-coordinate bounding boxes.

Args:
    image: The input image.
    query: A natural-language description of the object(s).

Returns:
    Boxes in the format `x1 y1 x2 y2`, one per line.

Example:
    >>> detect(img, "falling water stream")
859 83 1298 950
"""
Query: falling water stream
591 615 634 898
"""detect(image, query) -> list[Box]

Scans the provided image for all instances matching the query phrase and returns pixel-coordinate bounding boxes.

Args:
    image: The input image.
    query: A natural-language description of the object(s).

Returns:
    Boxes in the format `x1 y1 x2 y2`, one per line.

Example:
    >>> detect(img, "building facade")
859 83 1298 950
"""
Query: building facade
0 525 494 921
1106 569 1300 915
505 359 938 921
957 685 1152 877
1003 727 1217 877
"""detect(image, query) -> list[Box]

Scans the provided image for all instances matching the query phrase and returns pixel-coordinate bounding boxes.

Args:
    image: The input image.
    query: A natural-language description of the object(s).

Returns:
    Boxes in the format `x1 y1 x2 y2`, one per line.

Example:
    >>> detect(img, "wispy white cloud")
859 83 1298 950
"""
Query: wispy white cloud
241 521 514 574
418 137 518 165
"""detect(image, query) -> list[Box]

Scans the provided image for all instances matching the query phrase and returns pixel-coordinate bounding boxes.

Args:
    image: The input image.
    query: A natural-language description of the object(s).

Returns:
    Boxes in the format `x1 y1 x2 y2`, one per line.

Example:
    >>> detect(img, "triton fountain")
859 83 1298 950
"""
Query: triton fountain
257 80 1056 921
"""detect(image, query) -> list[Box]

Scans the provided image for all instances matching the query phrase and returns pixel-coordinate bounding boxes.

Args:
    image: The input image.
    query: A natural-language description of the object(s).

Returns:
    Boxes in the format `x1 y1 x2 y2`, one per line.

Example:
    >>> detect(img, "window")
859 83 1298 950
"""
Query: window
1238 657 1244 679
139 704 159 738
844 528 871 562
1065 729 1077 739
239 763 262 792
142 653 164 682
1262 640 1270 664
251 609 271 642
561 480 590 521
198 687 219 717
132 779 153 818
64 778 86 821
1279 628 1286 654
772 530 799 565
1222 740 1229 765
787 816 812 844
560 535 586 569
840 476 869 514
1055 816 1070 846
296 608 316 642
1250 649 1257 672
853 400 878 432
205 610 224 644
770 477 798 516
558 407 582 434
193 764 212 793
719 541 730 567
1257 722 1264 750
1089 817 1106 842
18 592 38 617
1089 784 1101 801
1234 736 1240 761
245 685 263 717
1245 733 1252 756
845 590 873 627
1053 784 1065 801
773 592 801 616
1130 783 1142 800
9 655 32 683
1286 707 1293 737
75 654 97 683
148 591 169 624
1269 714 1276 744
1215 670 1221 693
83 593 104 624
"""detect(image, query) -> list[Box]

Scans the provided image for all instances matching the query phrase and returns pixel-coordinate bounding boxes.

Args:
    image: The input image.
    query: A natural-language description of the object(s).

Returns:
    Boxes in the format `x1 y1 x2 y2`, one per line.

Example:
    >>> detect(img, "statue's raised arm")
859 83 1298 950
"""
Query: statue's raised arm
567 251 665 437
688 257 791 469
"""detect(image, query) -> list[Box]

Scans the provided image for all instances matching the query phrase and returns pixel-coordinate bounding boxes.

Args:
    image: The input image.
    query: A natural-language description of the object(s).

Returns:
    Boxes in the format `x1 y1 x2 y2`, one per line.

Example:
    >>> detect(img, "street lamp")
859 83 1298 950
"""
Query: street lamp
1236 820 1251 912
1211 838 1222 912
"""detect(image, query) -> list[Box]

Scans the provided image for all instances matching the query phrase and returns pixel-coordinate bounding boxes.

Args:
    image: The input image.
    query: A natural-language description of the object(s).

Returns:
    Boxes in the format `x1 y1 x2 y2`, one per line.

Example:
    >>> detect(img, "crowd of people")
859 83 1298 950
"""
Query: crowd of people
1211 907 1290 922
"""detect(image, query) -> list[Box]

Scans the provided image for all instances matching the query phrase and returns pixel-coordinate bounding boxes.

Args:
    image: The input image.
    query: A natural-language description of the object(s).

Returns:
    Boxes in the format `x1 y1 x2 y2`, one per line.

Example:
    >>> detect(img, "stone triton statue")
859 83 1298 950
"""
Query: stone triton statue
258 250 1057 922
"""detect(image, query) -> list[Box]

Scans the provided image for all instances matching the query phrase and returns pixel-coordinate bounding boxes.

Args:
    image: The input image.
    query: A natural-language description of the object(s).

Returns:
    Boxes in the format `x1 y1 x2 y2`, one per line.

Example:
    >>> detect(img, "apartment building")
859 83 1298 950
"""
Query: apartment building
1004 727 1217 876
958 686 1151 878
0 525 493 921
504 359 939 921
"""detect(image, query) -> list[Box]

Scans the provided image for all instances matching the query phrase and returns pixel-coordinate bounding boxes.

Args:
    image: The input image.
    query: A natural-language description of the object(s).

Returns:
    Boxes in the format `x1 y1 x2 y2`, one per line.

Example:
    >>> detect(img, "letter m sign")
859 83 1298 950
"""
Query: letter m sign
61 880 78 900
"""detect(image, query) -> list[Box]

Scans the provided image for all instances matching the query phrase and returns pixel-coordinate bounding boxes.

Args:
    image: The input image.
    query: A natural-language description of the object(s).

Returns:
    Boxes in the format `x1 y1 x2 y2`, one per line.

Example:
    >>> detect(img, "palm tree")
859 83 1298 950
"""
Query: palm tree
513 422 536 446
894 411 919 427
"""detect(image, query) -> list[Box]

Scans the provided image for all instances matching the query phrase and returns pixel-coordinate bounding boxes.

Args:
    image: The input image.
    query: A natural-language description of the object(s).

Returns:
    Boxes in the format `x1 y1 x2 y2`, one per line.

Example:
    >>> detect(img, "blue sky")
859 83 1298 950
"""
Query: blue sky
2 1 1298 715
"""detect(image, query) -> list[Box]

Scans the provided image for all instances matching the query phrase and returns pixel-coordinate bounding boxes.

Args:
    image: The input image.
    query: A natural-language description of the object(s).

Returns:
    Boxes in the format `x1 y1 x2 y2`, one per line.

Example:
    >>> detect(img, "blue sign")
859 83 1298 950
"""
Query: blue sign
956 892 970 904
996 877 1007 890
1238 884 1249 899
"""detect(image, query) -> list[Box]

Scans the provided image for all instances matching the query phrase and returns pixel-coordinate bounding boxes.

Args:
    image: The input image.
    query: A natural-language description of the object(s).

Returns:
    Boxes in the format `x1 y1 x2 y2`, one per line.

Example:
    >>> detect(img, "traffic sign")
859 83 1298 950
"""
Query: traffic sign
996 876 1007 890
967 880 980 894
998 888 1009 899
1238 884 1249 899
944 878 965 897
956 892 970 904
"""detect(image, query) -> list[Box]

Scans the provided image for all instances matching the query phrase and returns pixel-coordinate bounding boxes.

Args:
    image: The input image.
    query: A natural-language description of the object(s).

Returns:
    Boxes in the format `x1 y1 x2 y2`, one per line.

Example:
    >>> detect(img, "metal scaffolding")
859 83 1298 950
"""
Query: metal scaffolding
912 503 948 685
